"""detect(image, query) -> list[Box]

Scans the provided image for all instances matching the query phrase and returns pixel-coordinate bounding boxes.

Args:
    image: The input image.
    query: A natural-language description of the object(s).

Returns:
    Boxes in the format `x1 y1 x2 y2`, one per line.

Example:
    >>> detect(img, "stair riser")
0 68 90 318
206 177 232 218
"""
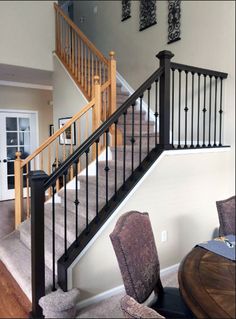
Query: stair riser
118 113 146 125
118 124 155 135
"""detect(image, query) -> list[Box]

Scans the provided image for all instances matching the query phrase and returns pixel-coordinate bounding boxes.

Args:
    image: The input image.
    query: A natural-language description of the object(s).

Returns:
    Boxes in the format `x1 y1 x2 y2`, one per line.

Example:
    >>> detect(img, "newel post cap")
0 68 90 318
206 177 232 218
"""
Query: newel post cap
94 75 100 84
109 51 115 59
156 50 174 60
15 151 22 160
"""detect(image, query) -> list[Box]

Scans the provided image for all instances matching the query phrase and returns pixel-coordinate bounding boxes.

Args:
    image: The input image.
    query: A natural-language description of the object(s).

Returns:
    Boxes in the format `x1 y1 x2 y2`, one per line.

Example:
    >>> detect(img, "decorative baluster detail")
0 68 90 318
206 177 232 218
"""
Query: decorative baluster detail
155 80 159 147
139 94 143 165
190 72 195 148
171 69 175 147
105 130 110 206
114 121 118 195
131 103 135 173
178 70 182 148
202 75 207 147
123 111 127 187
196 74 201 147
63 170 68 259
147 86 151 154
184 71 189 148
74 159 79 245
208 76 212 146
219 78 223 146
95 140 99 221
85 149 89 233
52 184 56 291
213 76 218 146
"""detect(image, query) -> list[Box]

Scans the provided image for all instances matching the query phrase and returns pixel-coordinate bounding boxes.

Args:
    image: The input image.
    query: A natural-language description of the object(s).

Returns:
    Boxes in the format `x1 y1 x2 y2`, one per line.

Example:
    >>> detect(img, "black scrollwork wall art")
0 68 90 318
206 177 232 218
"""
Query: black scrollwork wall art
121 0 131 22
168 0 181 44
139 0 157 32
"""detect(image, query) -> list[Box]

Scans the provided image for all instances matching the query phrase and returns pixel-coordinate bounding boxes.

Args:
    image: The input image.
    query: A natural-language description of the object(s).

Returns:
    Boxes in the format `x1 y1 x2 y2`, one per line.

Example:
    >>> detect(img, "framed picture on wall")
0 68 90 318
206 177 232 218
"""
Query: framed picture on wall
58 117 76 145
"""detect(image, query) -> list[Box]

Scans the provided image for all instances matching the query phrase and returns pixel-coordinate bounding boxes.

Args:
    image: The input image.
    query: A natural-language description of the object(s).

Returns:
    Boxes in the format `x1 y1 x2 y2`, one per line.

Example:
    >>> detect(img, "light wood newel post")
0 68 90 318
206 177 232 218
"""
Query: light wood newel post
14 151 23 229
93 75 101 158
109 51 117 116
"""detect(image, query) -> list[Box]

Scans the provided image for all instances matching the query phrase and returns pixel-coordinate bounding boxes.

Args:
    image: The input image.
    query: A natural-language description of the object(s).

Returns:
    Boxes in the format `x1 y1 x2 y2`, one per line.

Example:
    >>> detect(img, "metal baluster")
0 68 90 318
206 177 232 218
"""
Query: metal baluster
63 171 68 259
197 74 201 147
178 70 182 148
213 77 218 146
131 103 135 174
52 184 56 291
74 159 79 245
147 86 151 155
171 69 175 147
208 76 212 146
95 140 99 220
219 78 223 146
202 75 207 147
114 121 118 195
123 112 127 187
184 71 189 148
105 130 109 205
85 149 89 233
190 72 194 148
139 94 143 165
155 80 159 147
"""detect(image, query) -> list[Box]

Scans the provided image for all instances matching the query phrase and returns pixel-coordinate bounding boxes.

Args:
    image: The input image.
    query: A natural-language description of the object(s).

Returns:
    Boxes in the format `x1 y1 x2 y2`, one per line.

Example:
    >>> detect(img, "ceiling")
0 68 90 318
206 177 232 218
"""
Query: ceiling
0 63 53 88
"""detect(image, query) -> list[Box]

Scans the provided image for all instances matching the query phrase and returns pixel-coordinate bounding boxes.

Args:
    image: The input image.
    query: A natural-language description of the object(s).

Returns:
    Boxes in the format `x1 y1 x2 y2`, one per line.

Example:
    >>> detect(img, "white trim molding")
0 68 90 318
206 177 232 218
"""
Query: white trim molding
0 80 52 91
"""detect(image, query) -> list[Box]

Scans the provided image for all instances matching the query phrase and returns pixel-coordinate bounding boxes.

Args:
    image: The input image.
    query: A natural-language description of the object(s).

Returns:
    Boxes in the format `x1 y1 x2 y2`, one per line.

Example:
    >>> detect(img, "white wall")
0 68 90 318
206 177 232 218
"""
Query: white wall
69 0 235 301
0 1 55 71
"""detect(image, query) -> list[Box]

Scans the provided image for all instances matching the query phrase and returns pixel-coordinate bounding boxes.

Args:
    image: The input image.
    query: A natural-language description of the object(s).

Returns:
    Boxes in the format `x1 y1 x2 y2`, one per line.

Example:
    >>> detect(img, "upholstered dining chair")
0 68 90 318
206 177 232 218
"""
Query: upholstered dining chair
216 195 235 236
110 211 193 319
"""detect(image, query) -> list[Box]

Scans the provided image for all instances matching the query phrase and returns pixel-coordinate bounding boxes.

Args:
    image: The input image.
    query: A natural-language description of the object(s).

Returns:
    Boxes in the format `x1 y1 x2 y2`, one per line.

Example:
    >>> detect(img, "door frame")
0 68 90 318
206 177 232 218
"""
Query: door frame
0 109 39 201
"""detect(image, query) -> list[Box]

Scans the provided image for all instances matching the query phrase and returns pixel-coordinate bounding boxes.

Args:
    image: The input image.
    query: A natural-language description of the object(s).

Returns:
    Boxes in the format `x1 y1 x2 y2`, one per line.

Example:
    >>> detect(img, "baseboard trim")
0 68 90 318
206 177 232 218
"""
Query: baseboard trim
77 263 180 310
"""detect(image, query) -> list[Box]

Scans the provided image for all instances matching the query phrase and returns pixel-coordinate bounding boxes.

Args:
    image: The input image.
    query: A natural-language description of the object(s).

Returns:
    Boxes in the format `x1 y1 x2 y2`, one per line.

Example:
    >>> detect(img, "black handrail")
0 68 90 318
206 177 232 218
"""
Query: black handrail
171 62 228 79
44 66 164 190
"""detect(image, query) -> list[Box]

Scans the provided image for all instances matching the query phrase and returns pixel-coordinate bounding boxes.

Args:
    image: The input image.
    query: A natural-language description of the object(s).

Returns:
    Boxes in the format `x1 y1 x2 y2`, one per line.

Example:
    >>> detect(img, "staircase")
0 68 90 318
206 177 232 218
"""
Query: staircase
0 3 229 318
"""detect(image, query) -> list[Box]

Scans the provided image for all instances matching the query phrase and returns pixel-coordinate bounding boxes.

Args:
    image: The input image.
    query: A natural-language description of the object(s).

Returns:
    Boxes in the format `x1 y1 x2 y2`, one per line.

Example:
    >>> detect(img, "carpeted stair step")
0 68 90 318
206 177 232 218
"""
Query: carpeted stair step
0 231 53 301
19 219 68 273
118 122 155 135
44 203 86 244
110 145 147 163
117 112 146 125
58 189 106 219
78 174 123 201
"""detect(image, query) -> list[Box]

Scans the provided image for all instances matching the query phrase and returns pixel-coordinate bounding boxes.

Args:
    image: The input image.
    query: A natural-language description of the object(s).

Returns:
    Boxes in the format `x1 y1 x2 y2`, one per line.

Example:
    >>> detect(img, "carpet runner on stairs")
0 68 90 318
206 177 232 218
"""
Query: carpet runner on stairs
0 79 158 301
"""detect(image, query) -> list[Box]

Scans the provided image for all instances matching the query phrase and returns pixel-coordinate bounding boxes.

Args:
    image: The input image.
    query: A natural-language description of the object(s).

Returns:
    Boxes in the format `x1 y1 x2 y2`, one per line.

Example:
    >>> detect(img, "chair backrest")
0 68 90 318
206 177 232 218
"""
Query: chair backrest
110 211 161 303
216 196 235 236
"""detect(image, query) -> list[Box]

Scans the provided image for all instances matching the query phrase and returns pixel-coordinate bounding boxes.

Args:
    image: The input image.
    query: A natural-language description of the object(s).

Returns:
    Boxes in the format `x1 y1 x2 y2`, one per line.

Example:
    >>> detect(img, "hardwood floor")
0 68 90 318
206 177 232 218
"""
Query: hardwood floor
0 261 31 318
0 200 31 318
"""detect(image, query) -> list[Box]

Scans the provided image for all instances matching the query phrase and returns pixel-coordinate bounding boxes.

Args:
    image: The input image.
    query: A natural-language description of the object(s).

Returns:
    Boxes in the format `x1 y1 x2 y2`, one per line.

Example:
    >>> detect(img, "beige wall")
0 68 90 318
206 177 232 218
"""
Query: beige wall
73 150 233 300
0 1 55 71
0 85 53 146
70 1 235 301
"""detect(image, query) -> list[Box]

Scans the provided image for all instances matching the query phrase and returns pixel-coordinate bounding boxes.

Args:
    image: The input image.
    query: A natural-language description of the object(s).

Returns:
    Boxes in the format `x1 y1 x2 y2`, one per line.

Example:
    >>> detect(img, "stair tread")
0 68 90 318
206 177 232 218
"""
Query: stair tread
19 218 67 273
0 231 53 301
44 203 86 244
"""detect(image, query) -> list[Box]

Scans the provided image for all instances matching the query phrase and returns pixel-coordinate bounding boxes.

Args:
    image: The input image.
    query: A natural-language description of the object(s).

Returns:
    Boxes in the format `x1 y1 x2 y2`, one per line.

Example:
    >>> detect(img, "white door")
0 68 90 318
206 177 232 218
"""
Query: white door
0 111 37 201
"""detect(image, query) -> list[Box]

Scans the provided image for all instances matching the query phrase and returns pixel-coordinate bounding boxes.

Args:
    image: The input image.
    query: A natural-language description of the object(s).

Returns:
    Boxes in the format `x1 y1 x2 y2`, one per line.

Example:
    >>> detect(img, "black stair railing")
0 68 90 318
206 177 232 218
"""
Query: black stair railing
29 51 228 317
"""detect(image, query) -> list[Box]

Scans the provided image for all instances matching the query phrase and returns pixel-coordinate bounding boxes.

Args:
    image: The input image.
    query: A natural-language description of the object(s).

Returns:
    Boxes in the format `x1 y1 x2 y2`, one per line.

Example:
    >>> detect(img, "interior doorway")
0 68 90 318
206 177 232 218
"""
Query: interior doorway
0 110 38 201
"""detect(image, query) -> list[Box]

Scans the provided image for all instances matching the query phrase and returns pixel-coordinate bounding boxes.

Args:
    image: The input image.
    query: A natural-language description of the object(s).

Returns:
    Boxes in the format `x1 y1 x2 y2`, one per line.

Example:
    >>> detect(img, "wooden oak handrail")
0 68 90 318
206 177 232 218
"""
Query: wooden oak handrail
54 3 108 66
21 98 95 167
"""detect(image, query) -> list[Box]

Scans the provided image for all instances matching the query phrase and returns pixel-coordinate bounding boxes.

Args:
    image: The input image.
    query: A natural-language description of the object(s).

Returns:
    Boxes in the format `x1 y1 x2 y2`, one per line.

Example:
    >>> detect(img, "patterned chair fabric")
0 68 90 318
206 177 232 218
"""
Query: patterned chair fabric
216 196 236 236
120 295 165 319
110 211 161 303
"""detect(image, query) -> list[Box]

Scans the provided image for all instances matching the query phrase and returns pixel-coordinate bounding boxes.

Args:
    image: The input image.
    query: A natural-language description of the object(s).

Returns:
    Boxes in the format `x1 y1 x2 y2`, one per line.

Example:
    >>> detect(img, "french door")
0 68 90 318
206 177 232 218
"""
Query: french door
0 111 37 201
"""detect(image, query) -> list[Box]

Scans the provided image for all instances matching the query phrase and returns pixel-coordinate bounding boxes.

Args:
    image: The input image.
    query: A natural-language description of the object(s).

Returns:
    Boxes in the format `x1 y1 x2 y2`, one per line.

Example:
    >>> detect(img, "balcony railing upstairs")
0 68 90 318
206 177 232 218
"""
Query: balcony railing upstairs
54 2 116 117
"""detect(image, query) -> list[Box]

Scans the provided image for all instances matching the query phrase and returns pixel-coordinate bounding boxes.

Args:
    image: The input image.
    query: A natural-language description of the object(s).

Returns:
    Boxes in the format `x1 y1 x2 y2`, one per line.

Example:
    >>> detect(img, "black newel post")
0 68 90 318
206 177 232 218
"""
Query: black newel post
156 50 174 149
30 170 48 318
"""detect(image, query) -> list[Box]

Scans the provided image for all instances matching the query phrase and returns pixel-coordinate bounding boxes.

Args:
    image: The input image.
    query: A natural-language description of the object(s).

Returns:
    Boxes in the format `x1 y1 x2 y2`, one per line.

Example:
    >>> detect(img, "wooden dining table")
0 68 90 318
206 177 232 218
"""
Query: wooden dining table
178 246 236 318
